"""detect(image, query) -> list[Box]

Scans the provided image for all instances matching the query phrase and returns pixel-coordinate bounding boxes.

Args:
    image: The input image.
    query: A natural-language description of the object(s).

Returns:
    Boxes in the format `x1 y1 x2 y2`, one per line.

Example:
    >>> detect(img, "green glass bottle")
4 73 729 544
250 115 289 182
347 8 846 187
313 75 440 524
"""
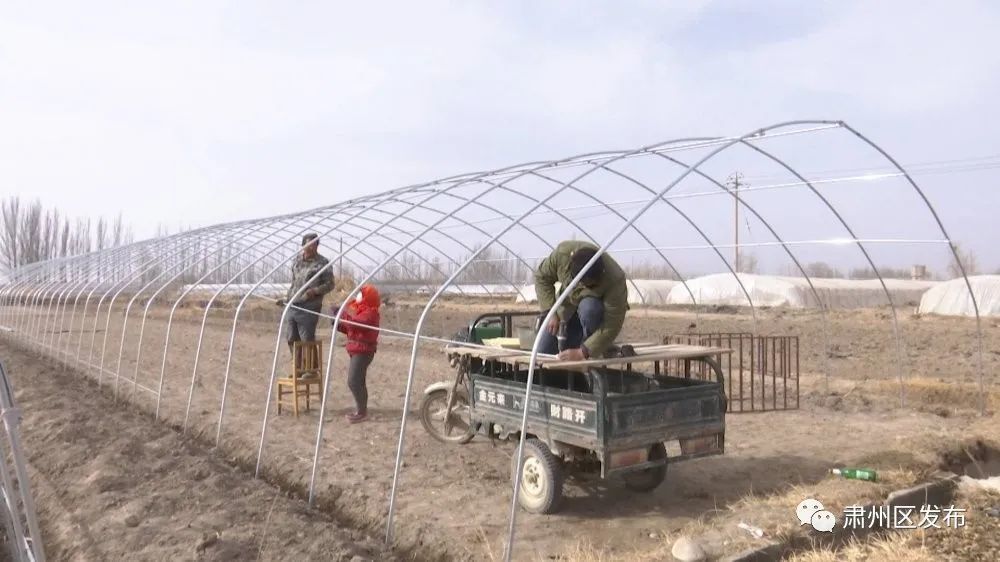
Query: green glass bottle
831 467 877 482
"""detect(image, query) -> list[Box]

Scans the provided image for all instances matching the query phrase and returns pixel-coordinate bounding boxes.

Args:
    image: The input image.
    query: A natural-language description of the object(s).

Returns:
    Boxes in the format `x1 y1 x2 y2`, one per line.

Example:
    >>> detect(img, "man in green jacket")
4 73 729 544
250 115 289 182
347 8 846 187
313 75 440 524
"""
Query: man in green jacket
535 240 629 361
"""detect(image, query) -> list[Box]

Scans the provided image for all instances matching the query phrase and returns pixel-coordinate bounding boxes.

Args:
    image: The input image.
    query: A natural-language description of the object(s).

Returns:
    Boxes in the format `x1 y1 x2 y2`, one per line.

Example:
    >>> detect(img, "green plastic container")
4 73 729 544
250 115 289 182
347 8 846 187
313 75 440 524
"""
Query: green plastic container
471 322 504 344
831 467 877 482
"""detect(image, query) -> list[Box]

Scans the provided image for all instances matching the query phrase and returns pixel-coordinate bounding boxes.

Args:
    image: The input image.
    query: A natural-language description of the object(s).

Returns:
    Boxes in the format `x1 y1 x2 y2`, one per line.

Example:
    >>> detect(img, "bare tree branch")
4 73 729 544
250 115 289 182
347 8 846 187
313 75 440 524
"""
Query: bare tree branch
948 243 980 278
60 219 71 257
18 200 42 265
95 217 107 252
112 212 124 247
0 196 134 269
0 197 20 268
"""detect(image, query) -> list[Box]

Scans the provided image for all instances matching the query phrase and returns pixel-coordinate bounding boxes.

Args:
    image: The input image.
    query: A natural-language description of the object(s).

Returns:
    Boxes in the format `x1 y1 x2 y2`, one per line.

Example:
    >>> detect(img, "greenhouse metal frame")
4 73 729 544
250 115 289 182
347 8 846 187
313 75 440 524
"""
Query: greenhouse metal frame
0 120 985 560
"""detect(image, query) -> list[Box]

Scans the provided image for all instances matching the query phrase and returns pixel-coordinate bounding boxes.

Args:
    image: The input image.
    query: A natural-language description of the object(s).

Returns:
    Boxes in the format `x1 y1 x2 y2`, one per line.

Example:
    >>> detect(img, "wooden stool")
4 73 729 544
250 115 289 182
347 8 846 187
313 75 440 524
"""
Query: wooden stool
276 341 323 417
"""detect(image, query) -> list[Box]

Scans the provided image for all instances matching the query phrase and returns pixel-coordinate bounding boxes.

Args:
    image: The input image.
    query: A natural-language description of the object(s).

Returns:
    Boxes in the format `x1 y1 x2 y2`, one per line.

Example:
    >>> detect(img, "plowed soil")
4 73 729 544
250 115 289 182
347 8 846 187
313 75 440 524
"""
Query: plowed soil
4 298 998 560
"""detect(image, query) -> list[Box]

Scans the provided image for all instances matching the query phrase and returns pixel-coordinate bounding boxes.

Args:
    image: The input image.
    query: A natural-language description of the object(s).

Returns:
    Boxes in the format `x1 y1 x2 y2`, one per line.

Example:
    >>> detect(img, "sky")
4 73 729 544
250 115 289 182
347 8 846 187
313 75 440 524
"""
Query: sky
2 0 999 274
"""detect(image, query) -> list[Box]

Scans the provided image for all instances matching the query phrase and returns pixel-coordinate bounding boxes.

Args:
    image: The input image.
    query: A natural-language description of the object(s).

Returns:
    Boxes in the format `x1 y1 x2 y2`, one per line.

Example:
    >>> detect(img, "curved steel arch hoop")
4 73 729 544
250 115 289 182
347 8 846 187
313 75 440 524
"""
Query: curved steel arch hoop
125 219 277 404
328 199 534 299
202 188 465 435
38 261 83 353
189 190 508 436
92 229 228 386
382 129 834 539
25 260 92 351
0 261 39 323
146 215 394 414
841 124 987 414
1 261 53 337
50 261 106 362
22 250 107 358
739 137 906 401
251 190 479 463
381 140 710 540
586 163 755 320
388 133 860 539
642 146 847 384
179 204 371 426
297 150 646 503
0 262 41 327
15 249 133 363
47 248 134 365
201 186 541 439
382 134 801 540
37 238 133 360
83 232 198 378
208 185 548 443
504 120 840 561
109 225 241 398
491 177 656 305
71 241 164 369
13 262 64 344
0 118 986 560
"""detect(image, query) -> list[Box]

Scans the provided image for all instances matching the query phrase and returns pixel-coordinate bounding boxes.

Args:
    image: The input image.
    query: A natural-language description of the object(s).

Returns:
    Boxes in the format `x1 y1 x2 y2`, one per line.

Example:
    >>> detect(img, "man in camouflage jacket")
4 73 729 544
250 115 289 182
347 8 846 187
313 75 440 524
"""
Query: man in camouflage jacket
535 240 629 360
276 233 334 355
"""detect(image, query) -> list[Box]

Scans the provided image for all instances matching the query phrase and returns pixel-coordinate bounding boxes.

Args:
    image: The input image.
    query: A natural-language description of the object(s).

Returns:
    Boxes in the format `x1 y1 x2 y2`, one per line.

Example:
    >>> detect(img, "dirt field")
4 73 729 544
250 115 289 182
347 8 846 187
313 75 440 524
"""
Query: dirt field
0 345 406 561
3 296 999 560
0 342 396 561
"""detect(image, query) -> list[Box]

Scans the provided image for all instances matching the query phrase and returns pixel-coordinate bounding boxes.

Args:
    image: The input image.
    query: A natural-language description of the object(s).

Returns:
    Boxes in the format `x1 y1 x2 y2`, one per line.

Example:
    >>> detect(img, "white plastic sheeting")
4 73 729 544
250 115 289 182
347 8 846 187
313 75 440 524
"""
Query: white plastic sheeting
180 283 288 297
514 279 679 305
918 275 1000 317
179 282 524 298
663 273 938 309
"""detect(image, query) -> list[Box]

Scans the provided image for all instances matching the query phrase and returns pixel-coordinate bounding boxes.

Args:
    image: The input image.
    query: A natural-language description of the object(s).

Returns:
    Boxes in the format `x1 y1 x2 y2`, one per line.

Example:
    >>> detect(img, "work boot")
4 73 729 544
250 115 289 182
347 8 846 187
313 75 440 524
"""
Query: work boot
345 411 368 424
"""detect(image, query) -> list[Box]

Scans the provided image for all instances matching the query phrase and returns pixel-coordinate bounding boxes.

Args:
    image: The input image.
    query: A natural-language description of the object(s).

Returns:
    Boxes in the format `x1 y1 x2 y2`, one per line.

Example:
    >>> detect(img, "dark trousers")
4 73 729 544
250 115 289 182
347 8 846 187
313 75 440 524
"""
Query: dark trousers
538 297 604 355
285 305 320 344
348 352 375 413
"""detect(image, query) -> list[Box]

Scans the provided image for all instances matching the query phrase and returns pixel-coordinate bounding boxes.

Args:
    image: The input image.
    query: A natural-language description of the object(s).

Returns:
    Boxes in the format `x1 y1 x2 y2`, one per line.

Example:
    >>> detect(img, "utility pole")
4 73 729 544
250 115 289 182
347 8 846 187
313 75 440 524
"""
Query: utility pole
727 172 747 273
339 237 344 280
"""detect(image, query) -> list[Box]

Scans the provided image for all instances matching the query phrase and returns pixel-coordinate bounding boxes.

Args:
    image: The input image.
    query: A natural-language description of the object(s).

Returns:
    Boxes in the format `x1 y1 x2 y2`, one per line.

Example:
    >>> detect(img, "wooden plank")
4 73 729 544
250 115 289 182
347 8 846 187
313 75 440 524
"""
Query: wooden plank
548 346 733 370
445 346 557 361
442 340 657 354
443 343 731 370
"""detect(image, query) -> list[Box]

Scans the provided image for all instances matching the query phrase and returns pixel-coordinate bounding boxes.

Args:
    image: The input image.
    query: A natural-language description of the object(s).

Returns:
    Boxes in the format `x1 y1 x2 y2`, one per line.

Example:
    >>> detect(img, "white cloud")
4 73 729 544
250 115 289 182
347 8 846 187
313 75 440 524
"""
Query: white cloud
733 0 1000 113
0 0 997 275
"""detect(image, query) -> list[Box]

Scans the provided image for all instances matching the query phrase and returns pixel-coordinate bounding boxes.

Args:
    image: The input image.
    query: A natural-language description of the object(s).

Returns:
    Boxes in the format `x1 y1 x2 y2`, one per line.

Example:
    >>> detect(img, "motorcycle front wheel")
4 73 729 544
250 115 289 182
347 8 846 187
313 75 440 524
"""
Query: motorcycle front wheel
419 388 476 444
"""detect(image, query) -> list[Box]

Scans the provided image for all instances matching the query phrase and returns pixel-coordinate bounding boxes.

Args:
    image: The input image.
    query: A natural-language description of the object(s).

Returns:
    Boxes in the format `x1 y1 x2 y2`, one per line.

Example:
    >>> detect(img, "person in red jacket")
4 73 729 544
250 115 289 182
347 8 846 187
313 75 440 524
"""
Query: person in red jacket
334 284 380 423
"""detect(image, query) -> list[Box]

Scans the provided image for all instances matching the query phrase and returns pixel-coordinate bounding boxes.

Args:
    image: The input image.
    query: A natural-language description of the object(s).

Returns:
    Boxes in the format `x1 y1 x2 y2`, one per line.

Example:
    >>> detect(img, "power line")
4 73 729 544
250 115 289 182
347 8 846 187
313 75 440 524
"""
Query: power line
740 153 1000 183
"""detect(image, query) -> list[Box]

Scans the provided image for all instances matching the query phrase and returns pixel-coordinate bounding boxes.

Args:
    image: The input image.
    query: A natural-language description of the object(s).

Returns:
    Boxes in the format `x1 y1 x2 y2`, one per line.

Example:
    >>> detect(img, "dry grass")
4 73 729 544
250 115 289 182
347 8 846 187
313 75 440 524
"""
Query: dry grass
555 466 930 562
789 488 1000 561
556 540 619 562
555 433 1000 562
473 526 502 562
868 377 999 411
728 466 923 513
787 532 939 562
473 532 639 562
556 537 674 562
